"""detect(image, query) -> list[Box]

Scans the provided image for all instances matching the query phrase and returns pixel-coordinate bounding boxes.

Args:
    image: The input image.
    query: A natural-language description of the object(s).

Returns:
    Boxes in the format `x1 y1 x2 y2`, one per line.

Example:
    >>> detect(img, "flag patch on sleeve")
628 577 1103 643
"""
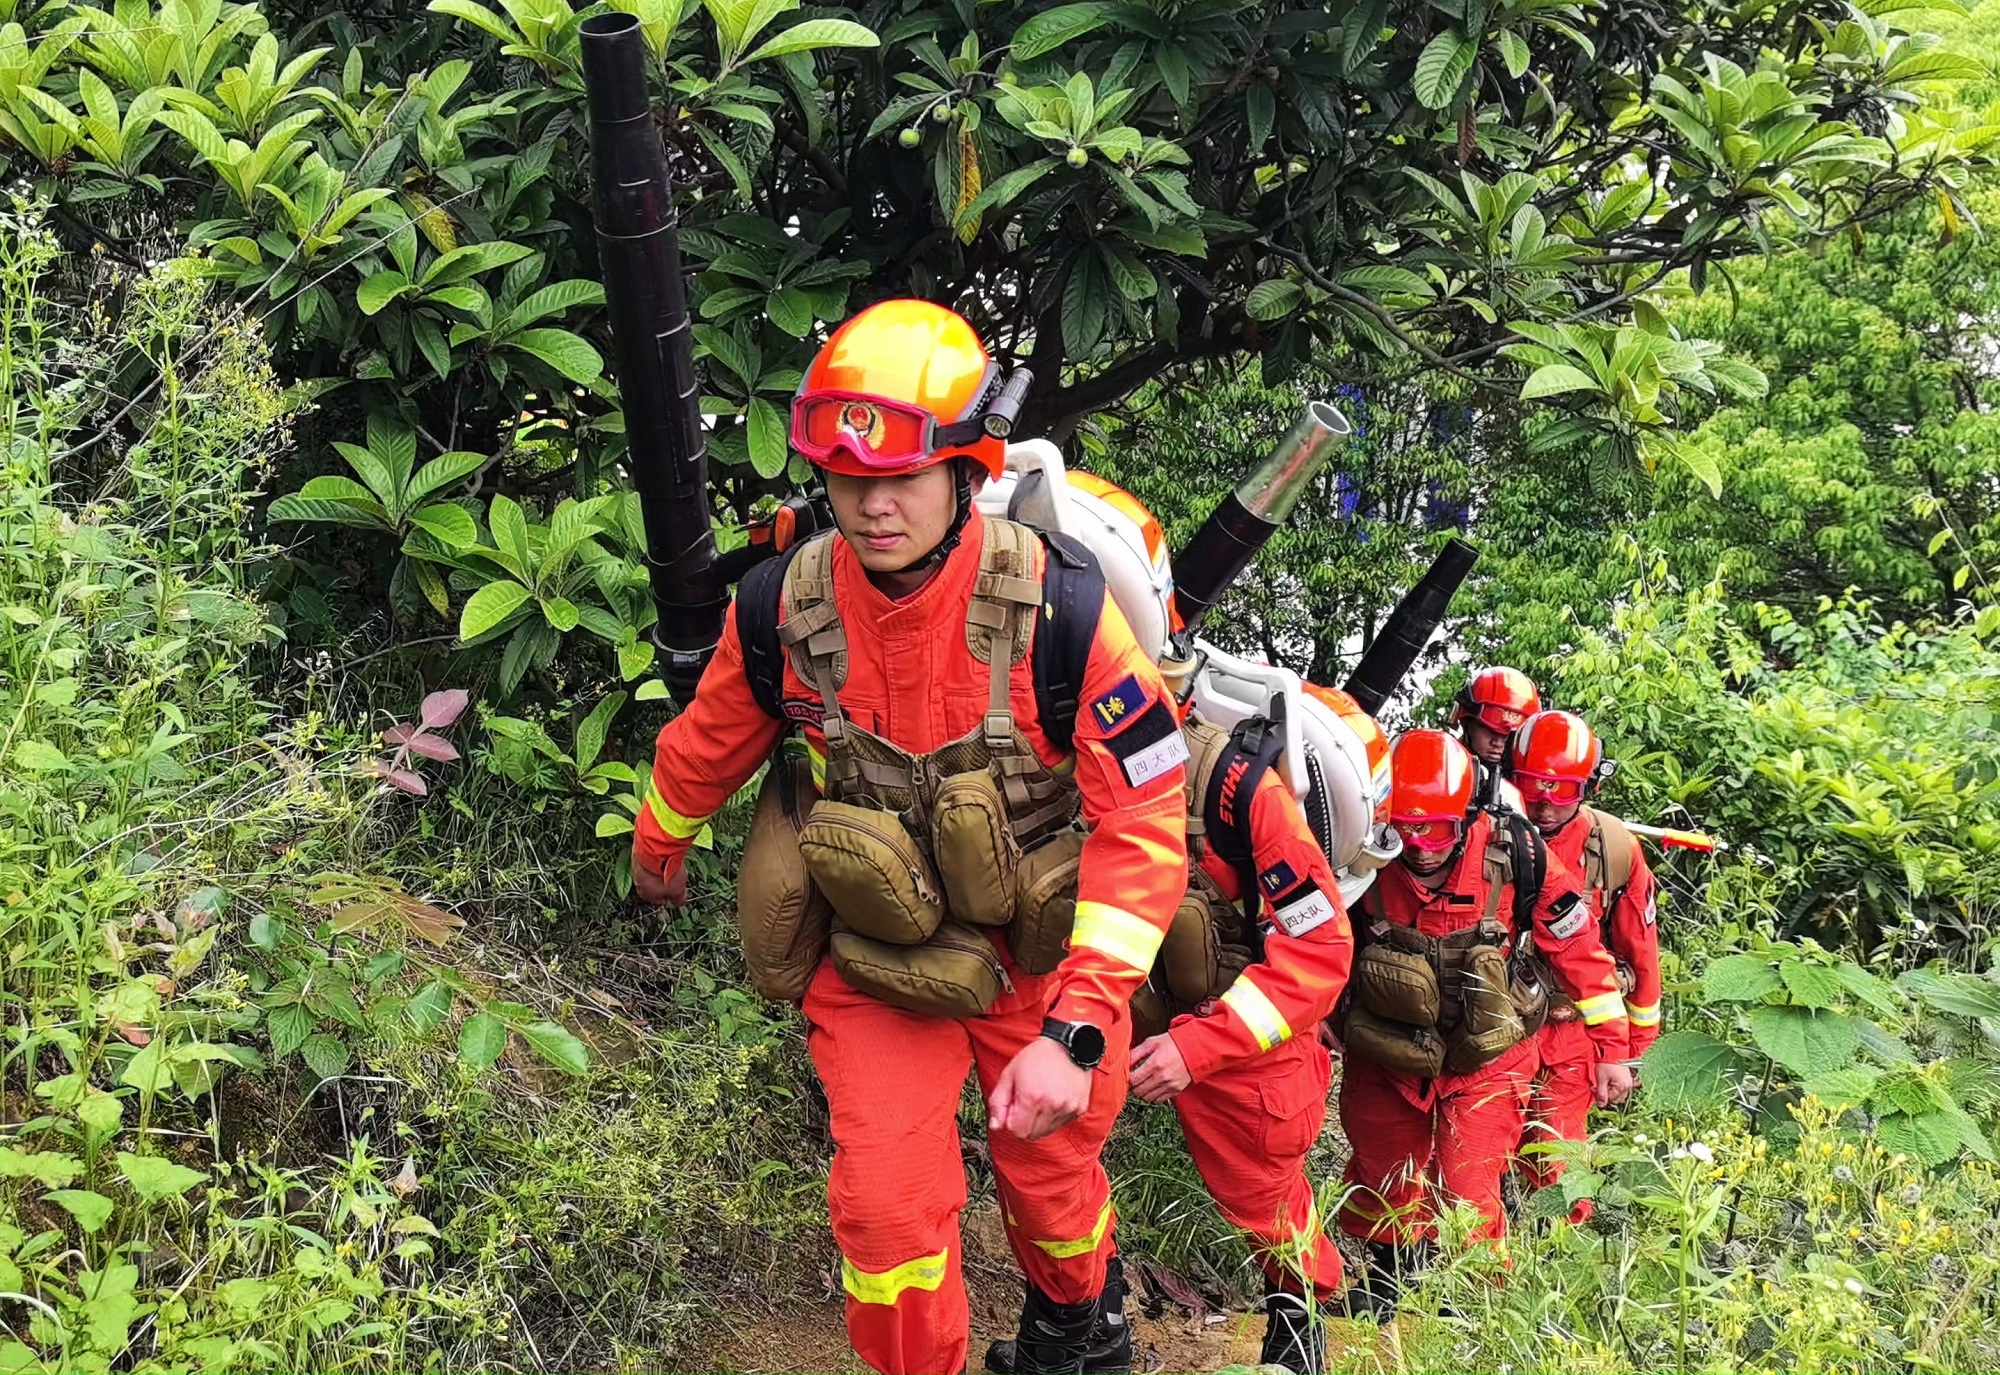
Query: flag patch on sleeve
1088 674 1150 734
1259 860 1301 897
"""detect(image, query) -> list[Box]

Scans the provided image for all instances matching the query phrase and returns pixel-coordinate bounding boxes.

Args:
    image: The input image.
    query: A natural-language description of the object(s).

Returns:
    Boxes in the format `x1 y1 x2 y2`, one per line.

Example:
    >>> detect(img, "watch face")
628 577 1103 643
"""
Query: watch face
1070 1023 1106 1066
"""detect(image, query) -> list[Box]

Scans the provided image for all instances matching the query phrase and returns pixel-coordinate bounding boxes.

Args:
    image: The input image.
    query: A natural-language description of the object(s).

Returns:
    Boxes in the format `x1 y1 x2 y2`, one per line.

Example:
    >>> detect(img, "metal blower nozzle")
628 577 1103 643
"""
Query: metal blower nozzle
1233 401 1354 523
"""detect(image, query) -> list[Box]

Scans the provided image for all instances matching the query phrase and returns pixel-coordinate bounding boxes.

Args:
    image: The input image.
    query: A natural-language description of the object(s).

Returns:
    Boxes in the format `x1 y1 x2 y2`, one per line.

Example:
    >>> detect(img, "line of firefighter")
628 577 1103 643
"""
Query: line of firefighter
628 301 1664 1375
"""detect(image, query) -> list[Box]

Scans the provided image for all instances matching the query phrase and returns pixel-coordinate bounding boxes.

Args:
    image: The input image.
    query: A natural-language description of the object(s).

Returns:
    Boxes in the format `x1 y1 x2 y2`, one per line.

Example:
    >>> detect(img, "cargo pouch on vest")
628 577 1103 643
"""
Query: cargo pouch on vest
1344 1005 1445 1077
931 767 1017 927
736 754 834 1001
798 800 943 946
829 919 1007 1019
1158 871 1251 1006
1009 827 1085 975
1352 939 1441 1027
1441 933 1549 1074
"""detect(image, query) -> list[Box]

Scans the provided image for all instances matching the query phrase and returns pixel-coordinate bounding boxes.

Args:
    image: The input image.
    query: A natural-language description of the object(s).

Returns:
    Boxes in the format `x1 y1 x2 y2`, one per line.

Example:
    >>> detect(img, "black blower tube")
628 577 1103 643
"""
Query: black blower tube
1172 401 1353 632
580 14 723 706
1341 537 1480 716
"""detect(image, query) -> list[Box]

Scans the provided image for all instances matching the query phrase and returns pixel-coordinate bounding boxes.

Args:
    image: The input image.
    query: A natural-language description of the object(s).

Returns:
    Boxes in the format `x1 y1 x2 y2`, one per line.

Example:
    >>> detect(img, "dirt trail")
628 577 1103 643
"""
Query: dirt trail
694 1202 1387 1375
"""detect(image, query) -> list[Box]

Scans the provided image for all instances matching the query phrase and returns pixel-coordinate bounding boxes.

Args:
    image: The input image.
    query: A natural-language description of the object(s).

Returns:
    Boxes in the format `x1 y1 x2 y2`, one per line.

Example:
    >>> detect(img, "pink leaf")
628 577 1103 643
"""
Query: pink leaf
387 768 430 796
403 733 461 763
383 723 417 746
419 688 471 730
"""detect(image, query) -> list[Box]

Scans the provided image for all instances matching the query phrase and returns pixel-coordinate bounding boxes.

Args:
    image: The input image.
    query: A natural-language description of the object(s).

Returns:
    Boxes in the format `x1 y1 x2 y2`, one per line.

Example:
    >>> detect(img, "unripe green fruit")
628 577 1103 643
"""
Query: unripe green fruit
932 102 953 122
1066 146 1088 168
899 127 922 147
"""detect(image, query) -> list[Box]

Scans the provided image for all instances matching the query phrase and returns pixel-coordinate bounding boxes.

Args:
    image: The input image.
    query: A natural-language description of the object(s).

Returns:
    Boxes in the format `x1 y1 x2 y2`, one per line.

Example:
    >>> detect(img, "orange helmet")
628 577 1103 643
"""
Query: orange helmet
790 299 1012 479
1389 729 1475 851
1453 665 1542 735
1307 683 1392 824
1509 710 1607 807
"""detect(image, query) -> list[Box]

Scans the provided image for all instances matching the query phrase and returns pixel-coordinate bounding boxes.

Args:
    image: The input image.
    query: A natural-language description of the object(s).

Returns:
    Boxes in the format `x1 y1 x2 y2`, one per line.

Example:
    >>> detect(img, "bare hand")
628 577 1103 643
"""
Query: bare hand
1128 1033 1192 1103
631 854 686 907
1593 1059 1637 1107
988 1036 1093 1141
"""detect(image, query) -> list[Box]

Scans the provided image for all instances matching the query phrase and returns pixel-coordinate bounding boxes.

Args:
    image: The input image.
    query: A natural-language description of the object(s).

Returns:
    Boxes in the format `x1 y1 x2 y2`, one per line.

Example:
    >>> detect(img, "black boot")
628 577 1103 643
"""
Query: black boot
1335 1241 1400 1321
1258 1286 1326 1375
984 1255 1132 1374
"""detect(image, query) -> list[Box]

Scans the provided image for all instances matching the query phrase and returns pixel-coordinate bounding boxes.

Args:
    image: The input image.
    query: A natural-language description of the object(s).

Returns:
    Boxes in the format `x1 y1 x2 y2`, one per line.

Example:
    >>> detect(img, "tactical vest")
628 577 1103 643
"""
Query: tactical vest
730 520 1094 1018
1338 814 1550 1077
1547 806 1639 1018
1129 714 1284 1042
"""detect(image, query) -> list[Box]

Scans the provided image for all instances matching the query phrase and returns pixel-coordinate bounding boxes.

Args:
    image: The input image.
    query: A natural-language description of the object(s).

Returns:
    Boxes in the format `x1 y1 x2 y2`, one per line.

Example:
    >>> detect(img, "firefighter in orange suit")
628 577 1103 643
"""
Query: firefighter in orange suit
631 301 1188 1375
1335 730 1633 1318
1452 666 1539 811
1133 732 1353 1372
1508 711 1663 1214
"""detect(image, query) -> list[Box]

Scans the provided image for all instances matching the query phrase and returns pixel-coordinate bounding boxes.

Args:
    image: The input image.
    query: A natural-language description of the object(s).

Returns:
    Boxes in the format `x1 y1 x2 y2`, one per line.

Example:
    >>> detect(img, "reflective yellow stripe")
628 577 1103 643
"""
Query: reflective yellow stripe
1220 974 1292 1052
1575 991 1628 1026
643 784 709 840
841 1249 950 1305
1032 1200 1113 1259
1069 901 1164 972
1627 1000 1661 1027
805 743 827 791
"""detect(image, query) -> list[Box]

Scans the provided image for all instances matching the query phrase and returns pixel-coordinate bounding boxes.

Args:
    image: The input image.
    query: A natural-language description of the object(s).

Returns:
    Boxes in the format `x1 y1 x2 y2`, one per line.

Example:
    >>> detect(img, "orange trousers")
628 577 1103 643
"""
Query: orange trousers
1336 1039 1536 1245
1172 1035 1343 1300
803 959 1132 1375
1521 1016 1594 1191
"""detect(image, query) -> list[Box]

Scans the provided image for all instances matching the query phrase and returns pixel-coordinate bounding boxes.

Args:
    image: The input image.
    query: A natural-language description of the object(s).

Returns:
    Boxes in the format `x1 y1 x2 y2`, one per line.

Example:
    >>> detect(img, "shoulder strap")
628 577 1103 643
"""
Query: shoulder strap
1202 714 1285 909
1482 812 1545 934
774 533 848 740
737 542 804 722
1586 807 1635 901
1030 530 1106 754
1180 717 1234 860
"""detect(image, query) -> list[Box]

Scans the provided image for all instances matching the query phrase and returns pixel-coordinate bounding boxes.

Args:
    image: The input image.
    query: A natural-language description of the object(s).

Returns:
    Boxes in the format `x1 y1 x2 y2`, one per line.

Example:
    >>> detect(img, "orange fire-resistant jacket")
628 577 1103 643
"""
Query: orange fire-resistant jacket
1362 811 1631 1067
632 512 1189 1029
1171 771 1353 1085
1544 807 1663 1058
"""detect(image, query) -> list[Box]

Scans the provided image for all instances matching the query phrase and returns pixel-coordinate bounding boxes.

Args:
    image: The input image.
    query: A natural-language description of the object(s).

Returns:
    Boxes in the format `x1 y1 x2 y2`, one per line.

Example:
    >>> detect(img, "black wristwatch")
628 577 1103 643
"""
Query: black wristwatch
1040 1017 1107 1070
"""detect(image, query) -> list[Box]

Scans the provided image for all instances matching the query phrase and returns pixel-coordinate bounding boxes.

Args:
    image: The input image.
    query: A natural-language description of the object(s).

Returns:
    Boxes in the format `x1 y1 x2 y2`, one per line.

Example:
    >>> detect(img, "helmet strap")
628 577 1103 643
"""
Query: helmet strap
882 458 974 576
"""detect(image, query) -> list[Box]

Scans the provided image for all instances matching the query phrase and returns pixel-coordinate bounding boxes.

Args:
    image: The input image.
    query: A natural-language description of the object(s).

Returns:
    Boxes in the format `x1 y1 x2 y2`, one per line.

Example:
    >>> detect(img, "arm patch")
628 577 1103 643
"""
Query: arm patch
1103 699 1186 787
1546 889 1589 940
1273 886 1339 938
1088 673 1150 734
1258 860 1301 898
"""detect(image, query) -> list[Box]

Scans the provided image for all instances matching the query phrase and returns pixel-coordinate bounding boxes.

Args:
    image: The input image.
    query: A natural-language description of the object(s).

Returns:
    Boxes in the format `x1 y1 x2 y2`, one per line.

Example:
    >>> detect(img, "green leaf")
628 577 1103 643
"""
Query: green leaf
267 1002 312 1057
45 1189 114 1234
743 16 879 63
410 503 477 547
1897 968 2000 1020
519 1021 590 1075
267 492 395 530
540 595 579 631
1701 954 1782 1003
509 328 604 384
953 157 1058 230
1495 29 1530 78
1639 1030 1742 1114
1877 1109 1965 1167
11 739 70 773
1245 279 1304 321
406 980 452 1037
574 691 628 774
460 580 531 642
1747 1004 1858 1077
1011 3 1119 61
1671 439 1723 499
1413 28 1475 110
1521 363 1600 399
1870 1068 1954 1119
596 812 635 837
1780 961 1846 1010
117 1151 206 1203
357 270 414 315
746 397 788 478
301 1033 350 1080
0 1148 82 1188
765 286 813 337
418 239 535 290
459 1011 507 1069
408 449 488 506
1800 1065 1880 1110
1245 83 1274 154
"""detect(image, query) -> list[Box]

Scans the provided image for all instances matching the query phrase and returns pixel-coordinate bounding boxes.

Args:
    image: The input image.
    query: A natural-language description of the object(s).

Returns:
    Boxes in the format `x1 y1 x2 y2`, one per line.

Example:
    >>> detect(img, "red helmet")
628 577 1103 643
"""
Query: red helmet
1509 710 1606 808
1453 666 1542 735
1389 729 1475 852
790 299 1008 480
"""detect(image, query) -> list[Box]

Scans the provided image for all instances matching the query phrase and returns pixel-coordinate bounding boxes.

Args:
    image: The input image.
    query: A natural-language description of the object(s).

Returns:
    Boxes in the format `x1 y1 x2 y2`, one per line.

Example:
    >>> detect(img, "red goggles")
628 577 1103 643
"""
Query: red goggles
790 366 1008 471
1391 817 1464 853
1473 703 1530 734
1517 773 1586 806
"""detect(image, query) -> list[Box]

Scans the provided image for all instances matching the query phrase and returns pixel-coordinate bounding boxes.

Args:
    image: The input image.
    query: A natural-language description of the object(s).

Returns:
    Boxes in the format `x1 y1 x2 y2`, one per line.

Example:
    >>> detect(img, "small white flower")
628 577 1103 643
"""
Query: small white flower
1669 1146 1689 1160
1688 1141 1715 1164
1632 1132 1650 1146
1843 1278 1865 1296
1833 1165 1855 1183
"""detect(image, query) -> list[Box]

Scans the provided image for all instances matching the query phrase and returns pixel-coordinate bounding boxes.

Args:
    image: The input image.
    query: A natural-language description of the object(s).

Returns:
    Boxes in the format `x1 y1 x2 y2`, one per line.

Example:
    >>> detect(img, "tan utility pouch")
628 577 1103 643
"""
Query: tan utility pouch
1343 1005 1446 1077
1353 942 1442 1027
1159 887 1223 1006
1614 957 1637 997
798 800 943 946
930 769 1018 927
1131 979 1172 1043
829 920 1006 1019
735 757 833 1001
1009 828 1085 975
1442 943 1539 1073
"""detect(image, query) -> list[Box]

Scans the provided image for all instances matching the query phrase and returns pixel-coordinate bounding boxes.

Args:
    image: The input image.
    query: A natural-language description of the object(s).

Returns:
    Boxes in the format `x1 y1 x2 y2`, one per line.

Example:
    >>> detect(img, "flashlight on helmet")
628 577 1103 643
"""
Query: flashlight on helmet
980 367 1034 439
